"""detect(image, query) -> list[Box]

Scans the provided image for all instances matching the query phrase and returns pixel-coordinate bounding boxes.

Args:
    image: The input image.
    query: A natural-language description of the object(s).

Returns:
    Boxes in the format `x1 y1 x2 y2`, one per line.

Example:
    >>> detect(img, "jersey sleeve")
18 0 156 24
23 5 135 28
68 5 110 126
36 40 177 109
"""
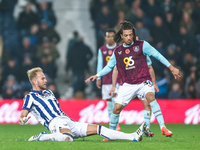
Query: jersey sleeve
22 94 34 112
96 49 103 80
142 41 171 67
146 55 152 66
98 52 116 77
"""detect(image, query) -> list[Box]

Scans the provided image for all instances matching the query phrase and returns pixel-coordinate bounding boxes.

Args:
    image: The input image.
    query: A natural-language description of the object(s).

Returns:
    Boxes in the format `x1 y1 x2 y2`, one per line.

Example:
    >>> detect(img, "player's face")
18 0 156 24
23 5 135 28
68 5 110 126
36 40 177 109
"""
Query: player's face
121 29 134 46
35 72 47 90
105 32 115 46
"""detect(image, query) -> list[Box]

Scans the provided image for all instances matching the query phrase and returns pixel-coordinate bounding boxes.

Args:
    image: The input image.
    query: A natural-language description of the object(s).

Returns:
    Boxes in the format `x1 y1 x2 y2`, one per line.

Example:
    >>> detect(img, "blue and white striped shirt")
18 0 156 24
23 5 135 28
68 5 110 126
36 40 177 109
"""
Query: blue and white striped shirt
22 89 67 128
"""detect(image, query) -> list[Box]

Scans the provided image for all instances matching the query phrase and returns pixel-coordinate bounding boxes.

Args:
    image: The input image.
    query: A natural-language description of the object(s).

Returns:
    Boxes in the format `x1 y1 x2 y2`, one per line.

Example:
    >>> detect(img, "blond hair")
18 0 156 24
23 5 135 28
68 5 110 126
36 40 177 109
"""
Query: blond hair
27 67 43 82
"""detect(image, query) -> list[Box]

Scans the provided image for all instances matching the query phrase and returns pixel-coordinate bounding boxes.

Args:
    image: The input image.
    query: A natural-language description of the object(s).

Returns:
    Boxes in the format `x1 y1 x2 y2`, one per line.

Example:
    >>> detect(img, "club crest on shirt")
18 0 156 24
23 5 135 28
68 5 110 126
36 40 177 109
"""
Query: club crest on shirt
103 51 107 55
125 49 130 54
133 46 139 52
108 50 113 55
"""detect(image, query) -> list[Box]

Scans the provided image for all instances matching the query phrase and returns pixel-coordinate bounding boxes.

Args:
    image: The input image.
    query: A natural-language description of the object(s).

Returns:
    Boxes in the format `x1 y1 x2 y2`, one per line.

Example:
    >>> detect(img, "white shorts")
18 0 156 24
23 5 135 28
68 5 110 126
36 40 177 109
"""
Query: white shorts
48 116 88 139
102 83 120 100
115 80 155 106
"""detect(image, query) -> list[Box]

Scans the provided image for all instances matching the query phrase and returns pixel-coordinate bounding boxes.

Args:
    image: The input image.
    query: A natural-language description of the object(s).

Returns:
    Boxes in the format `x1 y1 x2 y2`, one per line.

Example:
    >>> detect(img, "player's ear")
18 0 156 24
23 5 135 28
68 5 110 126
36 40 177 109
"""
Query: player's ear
32 78 37 85
120 34 123 38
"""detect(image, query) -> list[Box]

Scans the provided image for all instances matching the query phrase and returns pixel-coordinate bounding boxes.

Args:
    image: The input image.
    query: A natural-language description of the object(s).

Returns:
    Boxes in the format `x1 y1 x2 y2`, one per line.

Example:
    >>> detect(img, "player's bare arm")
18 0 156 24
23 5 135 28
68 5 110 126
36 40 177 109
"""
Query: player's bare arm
19 110 31 125
148 65 159 93
168 65 181 79
109 66 118 96
96 79 101 89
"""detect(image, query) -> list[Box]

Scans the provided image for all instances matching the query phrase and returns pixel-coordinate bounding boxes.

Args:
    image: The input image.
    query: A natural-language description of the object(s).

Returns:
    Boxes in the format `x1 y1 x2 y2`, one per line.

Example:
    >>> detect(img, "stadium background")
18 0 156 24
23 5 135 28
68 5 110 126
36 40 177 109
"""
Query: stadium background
0 0 200 125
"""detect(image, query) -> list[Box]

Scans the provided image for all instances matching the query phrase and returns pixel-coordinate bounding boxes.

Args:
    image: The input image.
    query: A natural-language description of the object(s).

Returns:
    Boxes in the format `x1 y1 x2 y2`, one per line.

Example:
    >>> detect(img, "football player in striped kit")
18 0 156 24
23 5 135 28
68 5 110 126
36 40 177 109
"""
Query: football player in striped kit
86 21 181 137
19 67 146 142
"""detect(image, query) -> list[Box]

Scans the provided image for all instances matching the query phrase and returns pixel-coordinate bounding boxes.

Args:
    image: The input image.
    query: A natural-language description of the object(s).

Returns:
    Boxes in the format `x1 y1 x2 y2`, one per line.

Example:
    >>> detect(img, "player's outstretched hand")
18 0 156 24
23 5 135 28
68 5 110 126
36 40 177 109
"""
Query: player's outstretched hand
108 87 115 96
19 116 31 125
154 84 159 93
85 75 98 83
171 67 181 80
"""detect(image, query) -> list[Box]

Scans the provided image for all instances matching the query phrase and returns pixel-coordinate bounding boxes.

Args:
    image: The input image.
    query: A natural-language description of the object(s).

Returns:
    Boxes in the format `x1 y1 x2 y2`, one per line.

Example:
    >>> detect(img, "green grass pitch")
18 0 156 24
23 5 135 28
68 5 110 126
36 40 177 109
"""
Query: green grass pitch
0 124 200 150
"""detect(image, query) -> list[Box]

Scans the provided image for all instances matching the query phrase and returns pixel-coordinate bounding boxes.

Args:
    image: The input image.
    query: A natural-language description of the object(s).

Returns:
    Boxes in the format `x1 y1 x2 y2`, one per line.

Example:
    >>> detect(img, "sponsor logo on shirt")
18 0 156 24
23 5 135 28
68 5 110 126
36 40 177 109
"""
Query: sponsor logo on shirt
103 51 107 55
118 51 122 55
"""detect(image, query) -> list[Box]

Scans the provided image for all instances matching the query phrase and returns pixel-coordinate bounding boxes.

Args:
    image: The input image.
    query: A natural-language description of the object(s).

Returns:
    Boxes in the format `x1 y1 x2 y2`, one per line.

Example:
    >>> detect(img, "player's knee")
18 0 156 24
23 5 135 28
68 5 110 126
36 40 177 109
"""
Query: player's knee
113 106 122 114
146 92 155 102
53 132 74 142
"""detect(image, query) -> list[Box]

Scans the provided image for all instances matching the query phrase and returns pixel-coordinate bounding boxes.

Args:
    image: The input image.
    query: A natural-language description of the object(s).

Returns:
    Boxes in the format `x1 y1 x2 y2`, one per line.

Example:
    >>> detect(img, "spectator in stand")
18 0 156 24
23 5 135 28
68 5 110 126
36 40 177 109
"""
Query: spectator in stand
66 31 79 58
28 24 39 46
13 0 37 21
19 37 37 64
135 19 150 42
36 0 53 10
66 37 93 97
160 0 176 13
180 11 196 35
133 8 152 28
2 58 20 83
37 37 59 63
114 0 129 15
38 1 56 27
89 0 113 22
47 83 60 99
185 71 199 99
194 0 200 35
150 16 170 54
95 5 115 49
177 1 195 19
17 2 38 36
165 44 182 67
176 26 197 56
19 54 35 92
0 36 10 90
38 19 60 44
168 81 185 99
125 1 141 24
0 36 10 66
113 11 125 32
38 55 57 80
142 0 164 22
1 75 21 99
164 10 179 38
182 53 198 79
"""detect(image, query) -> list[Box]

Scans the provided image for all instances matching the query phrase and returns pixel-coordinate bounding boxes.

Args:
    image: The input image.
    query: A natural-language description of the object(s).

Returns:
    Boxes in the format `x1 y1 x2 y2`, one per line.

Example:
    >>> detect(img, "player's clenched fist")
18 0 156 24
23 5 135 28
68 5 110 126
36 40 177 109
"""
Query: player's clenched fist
19 116 31 125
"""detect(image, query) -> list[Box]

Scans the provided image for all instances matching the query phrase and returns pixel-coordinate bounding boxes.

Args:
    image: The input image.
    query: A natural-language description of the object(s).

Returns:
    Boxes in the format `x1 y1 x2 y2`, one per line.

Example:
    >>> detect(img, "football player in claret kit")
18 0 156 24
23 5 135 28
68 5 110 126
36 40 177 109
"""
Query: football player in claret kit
109 36 159 137
85 21 181 137
96 29 121 135
19 67 146 142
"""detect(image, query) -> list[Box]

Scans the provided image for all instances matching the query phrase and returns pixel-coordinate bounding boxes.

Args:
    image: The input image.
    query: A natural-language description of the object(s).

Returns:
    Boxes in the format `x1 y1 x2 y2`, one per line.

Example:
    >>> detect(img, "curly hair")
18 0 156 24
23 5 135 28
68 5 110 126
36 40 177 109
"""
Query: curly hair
114 21 136 43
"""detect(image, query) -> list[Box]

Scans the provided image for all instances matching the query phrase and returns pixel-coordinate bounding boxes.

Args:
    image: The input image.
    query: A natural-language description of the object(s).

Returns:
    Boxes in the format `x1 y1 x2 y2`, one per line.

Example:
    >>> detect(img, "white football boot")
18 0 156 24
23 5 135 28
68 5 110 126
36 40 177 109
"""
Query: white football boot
133 122 147 141
28 131 48 141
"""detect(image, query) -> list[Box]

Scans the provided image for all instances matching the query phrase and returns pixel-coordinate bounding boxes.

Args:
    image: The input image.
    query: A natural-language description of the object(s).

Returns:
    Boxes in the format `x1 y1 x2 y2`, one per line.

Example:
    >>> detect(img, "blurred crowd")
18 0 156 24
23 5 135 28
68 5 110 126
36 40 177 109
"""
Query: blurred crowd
0 0 60 99
90 0 200 99
0 0 200 100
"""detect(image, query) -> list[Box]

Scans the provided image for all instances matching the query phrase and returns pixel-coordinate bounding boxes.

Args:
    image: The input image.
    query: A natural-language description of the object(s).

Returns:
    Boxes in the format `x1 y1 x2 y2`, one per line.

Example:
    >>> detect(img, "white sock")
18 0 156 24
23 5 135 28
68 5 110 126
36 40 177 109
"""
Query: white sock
97 125 135 140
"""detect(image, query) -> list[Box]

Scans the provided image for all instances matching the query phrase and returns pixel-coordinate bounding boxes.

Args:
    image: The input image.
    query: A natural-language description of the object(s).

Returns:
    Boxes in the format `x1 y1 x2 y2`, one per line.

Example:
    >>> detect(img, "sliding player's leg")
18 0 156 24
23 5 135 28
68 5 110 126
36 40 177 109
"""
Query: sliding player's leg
87 123 145 141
